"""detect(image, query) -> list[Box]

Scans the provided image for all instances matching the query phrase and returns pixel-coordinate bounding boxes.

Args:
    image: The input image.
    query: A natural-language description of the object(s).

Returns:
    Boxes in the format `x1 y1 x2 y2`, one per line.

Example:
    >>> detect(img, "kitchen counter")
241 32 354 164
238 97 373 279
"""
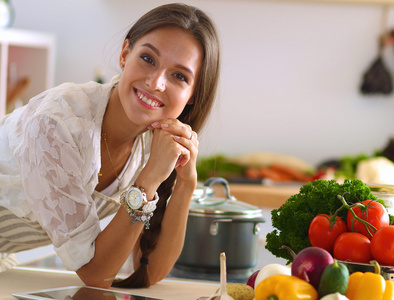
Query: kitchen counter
7 183 294 299
0 268 219 300
213 183 301 208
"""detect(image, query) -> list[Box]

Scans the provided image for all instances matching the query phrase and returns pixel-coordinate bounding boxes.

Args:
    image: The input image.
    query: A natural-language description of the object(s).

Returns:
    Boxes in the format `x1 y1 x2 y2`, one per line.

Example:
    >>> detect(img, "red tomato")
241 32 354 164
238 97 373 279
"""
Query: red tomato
346 200 390 239
308 214 347 253
371 226 394 266
333 232 372 263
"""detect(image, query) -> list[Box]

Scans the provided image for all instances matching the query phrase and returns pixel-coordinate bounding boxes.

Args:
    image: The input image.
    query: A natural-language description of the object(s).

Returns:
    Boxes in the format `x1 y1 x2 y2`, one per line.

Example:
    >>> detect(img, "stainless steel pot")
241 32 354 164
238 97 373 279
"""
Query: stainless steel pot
175 177 265 274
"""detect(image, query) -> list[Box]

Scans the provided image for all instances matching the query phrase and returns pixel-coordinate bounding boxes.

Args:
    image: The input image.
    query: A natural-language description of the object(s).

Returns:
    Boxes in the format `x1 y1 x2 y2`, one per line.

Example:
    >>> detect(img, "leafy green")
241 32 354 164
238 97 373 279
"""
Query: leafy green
265 179 387 262
335 153 370 179
196 154 246 182
334 150 382 179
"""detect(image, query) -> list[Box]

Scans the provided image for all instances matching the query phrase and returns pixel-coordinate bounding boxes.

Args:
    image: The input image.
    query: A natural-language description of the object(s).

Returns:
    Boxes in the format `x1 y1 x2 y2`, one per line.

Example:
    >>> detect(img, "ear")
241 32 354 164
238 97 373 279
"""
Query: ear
119 39 130 69
187 97 195 105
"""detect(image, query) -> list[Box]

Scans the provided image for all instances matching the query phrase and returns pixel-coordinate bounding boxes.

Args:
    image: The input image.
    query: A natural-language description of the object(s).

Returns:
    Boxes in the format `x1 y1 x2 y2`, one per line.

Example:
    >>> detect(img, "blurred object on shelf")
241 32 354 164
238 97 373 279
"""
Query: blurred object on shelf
196 152 314 184
314 137 394 185
245 164 311 183
95 67 105 84
360 6 393 95
196 154 247 183
0 0 14 28
356 156 394 185
360 56 392 95
225 151 315 173
381 137 394 162
368 183 394 215
6 76 31 111
336 153 371 179
198 138 394 187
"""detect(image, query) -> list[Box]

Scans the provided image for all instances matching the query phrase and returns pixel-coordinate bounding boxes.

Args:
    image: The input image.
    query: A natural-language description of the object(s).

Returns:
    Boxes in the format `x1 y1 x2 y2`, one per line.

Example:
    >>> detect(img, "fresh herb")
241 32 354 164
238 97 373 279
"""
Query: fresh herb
265 179 387 262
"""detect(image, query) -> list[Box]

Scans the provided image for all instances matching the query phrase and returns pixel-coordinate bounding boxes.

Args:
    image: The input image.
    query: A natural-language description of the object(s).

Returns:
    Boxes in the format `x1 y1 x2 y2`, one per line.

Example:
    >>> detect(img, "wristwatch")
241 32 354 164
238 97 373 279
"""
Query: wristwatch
123 186 148 211
121 185 160 213
120 185 160 230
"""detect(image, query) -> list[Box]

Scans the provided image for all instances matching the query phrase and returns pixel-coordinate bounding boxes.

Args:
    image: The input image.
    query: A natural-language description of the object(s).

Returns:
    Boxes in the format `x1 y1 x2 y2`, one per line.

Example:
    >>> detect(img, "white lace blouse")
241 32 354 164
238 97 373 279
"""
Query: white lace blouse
0 80 152 271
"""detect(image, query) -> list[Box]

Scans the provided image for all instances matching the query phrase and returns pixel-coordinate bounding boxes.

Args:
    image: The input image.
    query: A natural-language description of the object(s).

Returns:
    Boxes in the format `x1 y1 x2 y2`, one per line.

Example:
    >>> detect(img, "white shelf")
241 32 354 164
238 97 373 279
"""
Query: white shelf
0 28 55 117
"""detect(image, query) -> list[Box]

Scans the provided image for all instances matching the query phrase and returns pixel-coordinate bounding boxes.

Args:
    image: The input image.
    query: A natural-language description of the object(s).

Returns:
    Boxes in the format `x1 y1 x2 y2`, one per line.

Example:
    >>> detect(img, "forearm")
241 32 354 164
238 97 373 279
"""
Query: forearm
76 207 143 288
134 179 196 284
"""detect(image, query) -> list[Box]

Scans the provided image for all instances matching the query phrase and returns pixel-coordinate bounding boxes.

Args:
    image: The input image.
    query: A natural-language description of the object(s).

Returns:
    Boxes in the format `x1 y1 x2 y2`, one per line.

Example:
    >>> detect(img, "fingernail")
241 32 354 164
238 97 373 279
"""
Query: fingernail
151 121 160 127
173 136 180 140
161 123 169 128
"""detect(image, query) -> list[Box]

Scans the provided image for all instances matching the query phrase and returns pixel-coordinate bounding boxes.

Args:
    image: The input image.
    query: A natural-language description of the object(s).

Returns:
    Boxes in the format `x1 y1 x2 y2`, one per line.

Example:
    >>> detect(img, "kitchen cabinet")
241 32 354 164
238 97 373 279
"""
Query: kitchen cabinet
0 28 55 117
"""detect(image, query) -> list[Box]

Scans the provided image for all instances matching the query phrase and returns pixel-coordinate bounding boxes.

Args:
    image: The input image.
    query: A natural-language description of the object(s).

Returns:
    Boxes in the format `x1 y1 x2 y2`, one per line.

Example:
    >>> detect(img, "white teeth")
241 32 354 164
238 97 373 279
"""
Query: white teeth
137 91 161 107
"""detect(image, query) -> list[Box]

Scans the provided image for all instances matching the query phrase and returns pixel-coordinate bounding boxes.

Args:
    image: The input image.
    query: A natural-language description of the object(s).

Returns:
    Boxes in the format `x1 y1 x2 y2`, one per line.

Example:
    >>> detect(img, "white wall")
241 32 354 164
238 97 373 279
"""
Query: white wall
9 0 394 165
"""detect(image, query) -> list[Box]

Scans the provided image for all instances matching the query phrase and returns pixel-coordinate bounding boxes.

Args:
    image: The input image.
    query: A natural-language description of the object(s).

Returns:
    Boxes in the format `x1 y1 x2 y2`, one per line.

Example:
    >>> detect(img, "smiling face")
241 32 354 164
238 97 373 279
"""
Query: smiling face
117 26 203 128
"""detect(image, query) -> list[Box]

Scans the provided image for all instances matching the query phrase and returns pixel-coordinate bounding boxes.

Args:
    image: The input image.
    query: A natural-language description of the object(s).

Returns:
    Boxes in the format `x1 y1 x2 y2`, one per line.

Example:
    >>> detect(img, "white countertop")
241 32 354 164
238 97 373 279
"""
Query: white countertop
0 267 220 300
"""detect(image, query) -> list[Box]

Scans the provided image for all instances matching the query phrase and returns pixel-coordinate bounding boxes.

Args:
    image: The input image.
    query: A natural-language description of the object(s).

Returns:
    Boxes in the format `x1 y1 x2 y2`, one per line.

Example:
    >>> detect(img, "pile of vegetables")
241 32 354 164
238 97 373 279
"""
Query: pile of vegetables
249 246 394 300
265 179 392 262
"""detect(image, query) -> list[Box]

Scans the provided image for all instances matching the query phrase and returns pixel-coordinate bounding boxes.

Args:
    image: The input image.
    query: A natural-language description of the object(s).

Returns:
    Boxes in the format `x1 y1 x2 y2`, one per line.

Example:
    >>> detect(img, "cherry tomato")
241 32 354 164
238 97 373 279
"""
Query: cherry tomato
333 232 372 264
371 226 394 266
346 200 390 239
308 214 347 253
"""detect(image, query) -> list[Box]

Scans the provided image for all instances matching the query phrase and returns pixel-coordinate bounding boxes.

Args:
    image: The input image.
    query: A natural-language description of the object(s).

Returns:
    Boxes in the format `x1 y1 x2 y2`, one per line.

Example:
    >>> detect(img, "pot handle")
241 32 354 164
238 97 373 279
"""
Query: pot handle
209 217 265 236
197 177 235 203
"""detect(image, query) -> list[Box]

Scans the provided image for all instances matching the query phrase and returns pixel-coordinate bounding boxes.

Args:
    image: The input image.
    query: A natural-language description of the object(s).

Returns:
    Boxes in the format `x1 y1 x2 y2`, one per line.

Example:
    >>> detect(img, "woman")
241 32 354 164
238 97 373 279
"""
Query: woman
0 3 221 288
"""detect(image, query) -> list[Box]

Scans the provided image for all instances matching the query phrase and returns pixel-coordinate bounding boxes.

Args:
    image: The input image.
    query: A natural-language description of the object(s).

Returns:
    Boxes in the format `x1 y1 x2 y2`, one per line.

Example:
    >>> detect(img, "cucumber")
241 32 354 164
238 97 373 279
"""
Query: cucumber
317 259 349 298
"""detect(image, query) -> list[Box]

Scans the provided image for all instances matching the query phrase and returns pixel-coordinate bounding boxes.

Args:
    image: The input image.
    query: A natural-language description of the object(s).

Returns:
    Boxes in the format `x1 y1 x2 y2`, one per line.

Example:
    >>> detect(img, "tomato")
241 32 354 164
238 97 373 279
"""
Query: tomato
308 214 347 253
346 200 390 239
333 232 372 264
371 226 394 266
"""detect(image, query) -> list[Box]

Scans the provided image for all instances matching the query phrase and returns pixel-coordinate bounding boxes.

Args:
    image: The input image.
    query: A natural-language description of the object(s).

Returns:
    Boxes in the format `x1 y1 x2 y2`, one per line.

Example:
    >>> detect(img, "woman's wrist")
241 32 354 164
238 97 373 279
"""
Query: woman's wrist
174 176 197 194
134 170 162 201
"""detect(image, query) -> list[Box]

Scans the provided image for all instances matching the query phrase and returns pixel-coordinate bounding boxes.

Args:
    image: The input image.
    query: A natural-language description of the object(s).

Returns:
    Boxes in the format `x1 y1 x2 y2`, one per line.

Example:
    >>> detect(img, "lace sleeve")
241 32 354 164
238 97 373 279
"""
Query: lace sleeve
14 113 101 270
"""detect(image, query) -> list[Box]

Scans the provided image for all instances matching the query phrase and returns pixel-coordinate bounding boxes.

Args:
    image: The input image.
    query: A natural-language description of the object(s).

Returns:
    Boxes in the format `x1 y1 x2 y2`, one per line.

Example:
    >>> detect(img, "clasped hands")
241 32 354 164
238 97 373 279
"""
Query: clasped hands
147 119 198 182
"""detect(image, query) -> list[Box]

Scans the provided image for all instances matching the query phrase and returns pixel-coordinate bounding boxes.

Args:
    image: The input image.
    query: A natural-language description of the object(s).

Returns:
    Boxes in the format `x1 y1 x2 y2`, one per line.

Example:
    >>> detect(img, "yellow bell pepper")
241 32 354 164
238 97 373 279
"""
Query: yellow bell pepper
254 274 318 300
345 261 394 300
383 280 394 300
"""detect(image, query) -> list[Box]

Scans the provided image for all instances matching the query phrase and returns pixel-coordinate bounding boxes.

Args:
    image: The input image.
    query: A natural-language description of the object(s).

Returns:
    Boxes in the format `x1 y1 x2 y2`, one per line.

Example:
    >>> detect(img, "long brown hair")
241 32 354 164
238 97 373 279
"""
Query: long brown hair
112 3 221 288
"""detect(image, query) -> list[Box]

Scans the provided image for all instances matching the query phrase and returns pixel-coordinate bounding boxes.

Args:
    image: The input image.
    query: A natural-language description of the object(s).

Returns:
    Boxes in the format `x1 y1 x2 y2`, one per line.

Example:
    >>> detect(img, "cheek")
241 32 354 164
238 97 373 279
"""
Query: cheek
171 90 193 112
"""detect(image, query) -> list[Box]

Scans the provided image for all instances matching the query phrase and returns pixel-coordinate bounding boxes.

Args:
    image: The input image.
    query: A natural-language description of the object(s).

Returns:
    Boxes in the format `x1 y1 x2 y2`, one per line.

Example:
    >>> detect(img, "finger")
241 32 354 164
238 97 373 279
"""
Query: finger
151 119 192 140
149 121 162 129
177 153 190 168
189 131 198 141
173 135 198 149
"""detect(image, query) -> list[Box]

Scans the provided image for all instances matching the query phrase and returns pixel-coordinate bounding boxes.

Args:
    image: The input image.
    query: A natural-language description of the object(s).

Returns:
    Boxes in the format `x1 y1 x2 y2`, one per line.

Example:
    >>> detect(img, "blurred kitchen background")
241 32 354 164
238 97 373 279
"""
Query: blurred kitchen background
3 0 394 269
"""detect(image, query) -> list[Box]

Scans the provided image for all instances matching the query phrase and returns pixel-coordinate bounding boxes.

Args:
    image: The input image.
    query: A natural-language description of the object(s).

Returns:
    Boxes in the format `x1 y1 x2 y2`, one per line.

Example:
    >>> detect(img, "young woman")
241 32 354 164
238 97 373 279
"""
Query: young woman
0 3 221 288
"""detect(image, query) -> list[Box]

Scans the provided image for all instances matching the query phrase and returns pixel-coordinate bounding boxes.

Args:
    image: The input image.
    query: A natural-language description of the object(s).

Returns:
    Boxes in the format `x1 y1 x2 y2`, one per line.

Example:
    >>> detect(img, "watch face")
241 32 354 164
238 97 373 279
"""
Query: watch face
126 188 143 210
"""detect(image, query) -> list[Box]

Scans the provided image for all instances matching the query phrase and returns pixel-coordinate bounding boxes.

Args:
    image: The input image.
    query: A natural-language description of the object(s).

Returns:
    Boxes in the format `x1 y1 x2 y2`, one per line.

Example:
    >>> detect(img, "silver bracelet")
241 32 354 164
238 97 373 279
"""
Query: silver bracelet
129 210 154 229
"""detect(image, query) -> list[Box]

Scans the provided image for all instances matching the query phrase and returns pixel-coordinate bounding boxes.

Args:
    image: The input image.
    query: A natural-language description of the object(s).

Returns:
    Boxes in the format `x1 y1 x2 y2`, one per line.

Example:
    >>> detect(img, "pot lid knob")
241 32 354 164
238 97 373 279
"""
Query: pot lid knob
197 177 236 204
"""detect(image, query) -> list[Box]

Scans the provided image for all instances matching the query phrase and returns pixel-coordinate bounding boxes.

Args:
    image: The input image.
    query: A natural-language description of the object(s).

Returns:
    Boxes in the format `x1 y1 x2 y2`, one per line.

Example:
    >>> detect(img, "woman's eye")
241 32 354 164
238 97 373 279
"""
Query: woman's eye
174 72 188 83
141 55 154 65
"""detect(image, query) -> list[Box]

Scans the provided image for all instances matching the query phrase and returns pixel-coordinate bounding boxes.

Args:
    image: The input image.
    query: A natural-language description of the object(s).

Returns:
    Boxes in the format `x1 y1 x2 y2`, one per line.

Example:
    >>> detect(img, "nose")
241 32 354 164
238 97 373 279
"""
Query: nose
146 69 166 92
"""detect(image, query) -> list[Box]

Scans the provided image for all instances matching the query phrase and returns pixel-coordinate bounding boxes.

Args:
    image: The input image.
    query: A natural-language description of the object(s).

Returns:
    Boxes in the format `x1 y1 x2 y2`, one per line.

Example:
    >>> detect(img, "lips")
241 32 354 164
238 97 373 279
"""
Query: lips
136 90 163 109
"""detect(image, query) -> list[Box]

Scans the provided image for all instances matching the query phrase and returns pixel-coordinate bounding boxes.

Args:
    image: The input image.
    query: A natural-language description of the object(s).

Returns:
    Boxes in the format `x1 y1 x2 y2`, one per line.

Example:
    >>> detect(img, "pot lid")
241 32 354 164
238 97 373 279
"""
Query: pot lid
192 181 214 198
190 177 263 217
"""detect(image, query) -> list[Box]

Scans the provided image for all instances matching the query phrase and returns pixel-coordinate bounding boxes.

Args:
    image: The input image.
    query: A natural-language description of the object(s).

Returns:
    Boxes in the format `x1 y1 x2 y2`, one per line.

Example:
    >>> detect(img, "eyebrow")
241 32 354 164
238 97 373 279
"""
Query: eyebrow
141 43 195 78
